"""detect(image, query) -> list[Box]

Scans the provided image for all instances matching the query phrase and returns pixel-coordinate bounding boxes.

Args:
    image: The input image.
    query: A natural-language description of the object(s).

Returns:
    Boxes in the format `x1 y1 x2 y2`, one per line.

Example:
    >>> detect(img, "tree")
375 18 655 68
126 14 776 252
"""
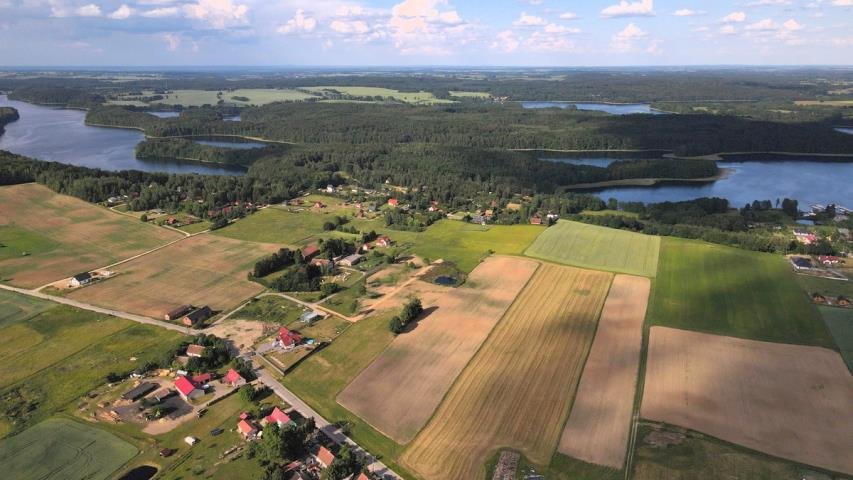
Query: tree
321 444 361 480
140 213 148 222
781 198 799 219
239 384 256 403
388 316 404 334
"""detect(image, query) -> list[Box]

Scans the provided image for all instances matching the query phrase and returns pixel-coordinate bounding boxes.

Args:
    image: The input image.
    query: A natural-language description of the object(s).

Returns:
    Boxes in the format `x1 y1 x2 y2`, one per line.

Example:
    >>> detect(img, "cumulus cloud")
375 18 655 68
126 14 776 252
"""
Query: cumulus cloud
108 4 134 20
277 9 317 34
559 12 579 20
610 22 650 52
674 8 704 16
330 19 369 34
141 6 179 18
386 0 473 55
162 32 181 51
491 29 519 53
183 0 249 29
76 4 101 17
722 11 747 22
601 0 654 18
513 12 548 26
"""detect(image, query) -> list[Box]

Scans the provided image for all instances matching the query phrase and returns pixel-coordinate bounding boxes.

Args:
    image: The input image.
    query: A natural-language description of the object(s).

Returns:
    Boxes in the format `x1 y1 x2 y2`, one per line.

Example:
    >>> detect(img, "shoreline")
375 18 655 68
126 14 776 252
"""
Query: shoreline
564 169 731 191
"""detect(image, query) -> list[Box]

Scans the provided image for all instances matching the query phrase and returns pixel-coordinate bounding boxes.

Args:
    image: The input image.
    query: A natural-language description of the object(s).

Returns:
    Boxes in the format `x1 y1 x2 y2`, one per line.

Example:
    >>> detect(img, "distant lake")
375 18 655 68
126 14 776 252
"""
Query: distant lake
0 95 245 176
148 111 180 118
836 127 853 135
546 157 615 168
521 102 663 115
585 159 853 208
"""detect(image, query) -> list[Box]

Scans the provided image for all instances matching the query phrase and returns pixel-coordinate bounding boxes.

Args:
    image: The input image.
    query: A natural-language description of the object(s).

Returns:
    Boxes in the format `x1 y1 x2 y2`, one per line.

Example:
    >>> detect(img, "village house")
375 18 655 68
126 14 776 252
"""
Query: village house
164 305 191 321
310 257 333 271
301 244 321 261
278 326 303 350
818 255 842 266
69 272 93 288
313 201 326 209
313 445 336 469
387 198 399 207
793 230 817 245
530 215 543 225
174 375 203 400
484 209 494 220
182 306 213 327
223 368 246 387
186 344 205 358
238 419 258 439
299 310 323 325
375 235 392 247
191 372 213 387
264 406 293 428
152 388 175 403
428 200 440 212
339 253 364 267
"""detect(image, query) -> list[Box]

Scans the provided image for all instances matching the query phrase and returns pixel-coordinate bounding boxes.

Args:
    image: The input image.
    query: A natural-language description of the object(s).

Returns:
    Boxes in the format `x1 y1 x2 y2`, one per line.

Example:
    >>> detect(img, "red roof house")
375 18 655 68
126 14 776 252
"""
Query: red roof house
376 235 392 247
237 419 258 438
224 368 246 387
191 373 212 385
239 411 251 420
356 473 370 480
186 344 205 357
264 406 293 427
314 445 335 468
301 245 320 260
818 255 842 266
174 375 202 400
278 327 303 349
387 198 398 207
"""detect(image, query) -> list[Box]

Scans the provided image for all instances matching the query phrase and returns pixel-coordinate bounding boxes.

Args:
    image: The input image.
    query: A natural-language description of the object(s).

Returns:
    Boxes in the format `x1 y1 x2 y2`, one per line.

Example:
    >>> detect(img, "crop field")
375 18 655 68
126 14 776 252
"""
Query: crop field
304 86 455 104
449 91 490 98
0 417 137 480
214 207 335 246
0 288 55 329
68 234 278 318
338 256 539 443
641 326 853 475
0 184 182 288
401 263 612 480
110 88 317 107
649 238 834 347
558 274 650 469
819 306 853 371
525 220 660 277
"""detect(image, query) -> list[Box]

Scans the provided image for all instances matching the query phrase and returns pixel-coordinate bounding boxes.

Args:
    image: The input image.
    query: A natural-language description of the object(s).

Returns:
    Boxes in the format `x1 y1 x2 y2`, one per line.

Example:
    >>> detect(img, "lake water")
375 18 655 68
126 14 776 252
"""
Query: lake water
148 111 180 118
521 102 662 114
0 95 245 175
836 127 853 135
224 115 241 122
587 160 853 208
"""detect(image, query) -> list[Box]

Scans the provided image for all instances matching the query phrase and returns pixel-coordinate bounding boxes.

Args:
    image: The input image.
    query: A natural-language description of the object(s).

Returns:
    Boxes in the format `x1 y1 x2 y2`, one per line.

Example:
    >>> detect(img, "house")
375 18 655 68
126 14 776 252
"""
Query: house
191 373 212 386
312 201 326 209
164 305 191 321
818 255 842 266
428 200 440 212
790 257 813 270
174 376 203 400
484 209 494 220
184 436 198 446
375 235 392 247
264 406 293 427
325 184 335 193
182 306 213 327
339 254 364 267
530 215 542 225
313 445 336 468
812 293 827 304
152 388 175 403
238 419 258 439
301 245 321 261
310 258 333 270
69 272 93 288
121 382 157 401
224 368 246 387
387 198 398 207
793 230 817 245
299 310 323 324
186 344 205 358
278 327 303 349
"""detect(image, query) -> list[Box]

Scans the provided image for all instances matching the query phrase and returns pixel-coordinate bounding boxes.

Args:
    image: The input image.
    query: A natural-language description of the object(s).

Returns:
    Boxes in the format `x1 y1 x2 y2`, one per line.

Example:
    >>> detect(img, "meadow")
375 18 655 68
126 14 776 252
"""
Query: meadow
0 184 182 288
110 88 317 107
402 263 612 480
525 220 661 277
0 288 55 329
68 234 278 318
819 306 853 371
304 86 456 104
0 417 137 480
648 237 834 347
214 206 335 246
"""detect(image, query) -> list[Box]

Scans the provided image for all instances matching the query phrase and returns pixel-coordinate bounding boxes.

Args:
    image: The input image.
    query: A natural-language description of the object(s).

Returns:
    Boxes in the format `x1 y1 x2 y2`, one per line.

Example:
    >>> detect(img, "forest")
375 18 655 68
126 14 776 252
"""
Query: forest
0 107 18 134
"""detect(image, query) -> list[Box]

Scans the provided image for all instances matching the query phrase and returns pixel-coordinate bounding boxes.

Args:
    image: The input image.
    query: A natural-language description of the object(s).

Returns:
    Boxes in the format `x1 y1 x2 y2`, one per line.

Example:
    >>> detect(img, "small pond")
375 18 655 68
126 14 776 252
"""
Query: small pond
521 102 663 114
119 465 158 480
434 276 457 286
148 111 180 118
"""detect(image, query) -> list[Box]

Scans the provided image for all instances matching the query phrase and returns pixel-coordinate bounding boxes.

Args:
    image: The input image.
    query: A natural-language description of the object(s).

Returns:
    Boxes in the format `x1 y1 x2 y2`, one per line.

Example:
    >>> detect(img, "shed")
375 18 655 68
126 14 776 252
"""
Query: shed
186 344 205 357
69 272 93 288
121 382 157 401
339 254 364 267
164 305 191 321
182 306 212 327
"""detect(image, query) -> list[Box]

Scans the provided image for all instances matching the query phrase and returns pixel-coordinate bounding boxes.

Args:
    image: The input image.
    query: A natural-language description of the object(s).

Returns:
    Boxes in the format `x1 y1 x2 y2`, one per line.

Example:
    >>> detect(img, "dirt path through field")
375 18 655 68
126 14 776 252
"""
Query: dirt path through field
558 274 650 468
642 327 853 475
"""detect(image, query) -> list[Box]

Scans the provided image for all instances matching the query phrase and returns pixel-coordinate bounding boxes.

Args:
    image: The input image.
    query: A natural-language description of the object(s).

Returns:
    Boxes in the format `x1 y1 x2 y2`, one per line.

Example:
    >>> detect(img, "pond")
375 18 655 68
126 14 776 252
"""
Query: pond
148 111 180 118
521 102 663 114
836 127 853 135
434 276 457 286
118 465 158 480
0 95 245 175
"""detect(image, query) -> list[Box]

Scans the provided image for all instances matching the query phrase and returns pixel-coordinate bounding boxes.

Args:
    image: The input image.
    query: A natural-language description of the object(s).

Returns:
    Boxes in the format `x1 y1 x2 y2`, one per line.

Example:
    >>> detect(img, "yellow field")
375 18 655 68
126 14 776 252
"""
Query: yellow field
401 263 612 480
794 100 853 106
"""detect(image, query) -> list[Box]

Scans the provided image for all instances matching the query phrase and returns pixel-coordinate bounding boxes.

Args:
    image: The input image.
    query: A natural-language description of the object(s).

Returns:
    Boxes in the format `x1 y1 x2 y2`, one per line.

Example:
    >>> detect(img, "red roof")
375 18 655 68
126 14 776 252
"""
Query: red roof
224 368 244 385
265 406 292 426
316 445 335 467
357 473 370 480
239 411 250 420
387 198 398 206
237 419 256 436
301 245 320 258
186 344 205 356
819 255 841 262
174 376 198 397
191 373 212 385
279 327 303 347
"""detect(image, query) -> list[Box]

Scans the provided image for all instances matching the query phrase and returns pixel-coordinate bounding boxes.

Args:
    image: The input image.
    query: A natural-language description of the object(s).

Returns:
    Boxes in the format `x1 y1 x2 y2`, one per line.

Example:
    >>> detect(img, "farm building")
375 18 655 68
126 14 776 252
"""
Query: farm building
302 245 321 261
388 198 399 207
238 419 258 439
818 255 842 266
174 375 203 400
299 310 324 324
182 306 213 327
69 272 93 287
313 445 336 468
793 230 817 245
376 235 392 247
264 406 293 427
530 215 543 225
278 327 303 349
164 305 191 321
790 257 813 270
224 368 246 387
310 258 333 270
152 388 176 403
339 254 364 267
121 382 157 401
186 344 205 358
191 373 213 386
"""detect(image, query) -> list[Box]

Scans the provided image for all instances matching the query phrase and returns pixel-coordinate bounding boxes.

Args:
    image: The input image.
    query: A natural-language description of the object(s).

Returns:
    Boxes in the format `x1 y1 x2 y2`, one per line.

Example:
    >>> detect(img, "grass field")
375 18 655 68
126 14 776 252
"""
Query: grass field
794 100 853 106
305 86 455 104
402 263 612 480
214 207 337 246
525 220 661 277
338 256 539 443
0 288 55 329
449 91 490 98
641 327 853 476
0 184 182 288
238 295 306 324
819 306 853 371
0 417 137 480
111 88 318 107
649 237 834 347
68 234 278 318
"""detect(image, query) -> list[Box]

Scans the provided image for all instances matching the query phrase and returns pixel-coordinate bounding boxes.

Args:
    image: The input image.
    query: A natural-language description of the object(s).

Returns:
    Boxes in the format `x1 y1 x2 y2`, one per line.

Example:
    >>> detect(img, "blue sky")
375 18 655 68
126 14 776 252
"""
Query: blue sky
0 0 850 66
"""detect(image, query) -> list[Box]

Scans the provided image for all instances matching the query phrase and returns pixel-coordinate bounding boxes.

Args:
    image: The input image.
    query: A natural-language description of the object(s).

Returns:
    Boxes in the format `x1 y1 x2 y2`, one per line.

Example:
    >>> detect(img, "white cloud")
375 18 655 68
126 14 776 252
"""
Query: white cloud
141 6 178 17
746 0 792 6
745 18 776 30
108 4 134 20
491 29 519 53
277 9 317 34
513 12 548 26
183 0 249 29
722 11 747 22
330 19 369 34
830 0 852 5
76 4 101 17
601 0 654 18
719 24 737 34
162 32 181 51
559 12 579 20
674 8 704 16
610 21 647 51
386 0 474 55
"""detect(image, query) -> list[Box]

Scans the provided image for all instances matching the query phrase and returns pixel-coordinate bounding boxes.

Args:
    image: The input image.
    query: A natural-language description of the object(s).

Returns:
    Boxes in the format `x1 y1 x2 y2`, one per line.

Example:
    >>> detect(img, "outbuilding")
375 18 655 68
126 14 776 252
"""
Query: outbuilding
69 272 93 288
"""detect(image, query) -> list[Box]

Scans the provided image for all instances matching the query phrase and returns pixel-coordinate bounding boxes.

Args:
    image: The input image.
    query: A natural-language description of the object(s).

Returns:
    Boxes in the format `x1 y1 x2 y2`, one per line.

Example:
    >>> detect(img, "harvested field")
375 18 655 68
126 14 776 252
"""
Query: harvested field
0 183 181 288
68 234 278 318
338 256 539 443
641 326 853 475
558 274 650 468
525 220 660 277
402 263 612 480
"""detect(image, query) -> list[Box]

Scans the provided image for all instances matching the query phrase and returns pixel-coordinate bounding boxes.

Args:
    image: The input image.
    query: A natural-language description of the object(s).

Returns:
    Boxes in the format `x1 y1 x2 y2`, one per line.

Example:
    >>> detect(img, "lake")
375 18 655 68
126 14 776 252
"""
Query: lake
0 95 245 175
148 111 180 118
836 127 853 135
521 102 663 114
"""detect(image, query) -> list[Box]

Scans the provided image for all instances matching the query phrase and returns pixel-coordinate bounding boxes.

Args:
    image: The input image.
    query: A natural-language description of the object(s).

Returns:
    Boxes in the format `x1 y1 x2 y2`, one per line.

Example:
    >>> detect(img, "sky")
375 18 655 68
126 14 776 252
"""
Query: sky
0 0 850 66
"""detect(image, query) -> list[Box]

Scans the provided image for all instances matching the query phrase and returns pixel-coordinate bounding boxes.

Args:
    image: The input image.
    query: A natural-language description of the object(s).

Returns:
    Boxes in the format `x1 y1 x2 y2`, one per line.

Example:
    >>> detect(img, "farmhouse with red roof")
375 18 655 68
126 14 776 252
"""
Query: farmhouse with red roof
376 235 392 247
237 419 258 439
223 368 246 387
174 375 203 400
387 198 398 207
278 327 303 350
264 406 293 427
313 445 335 468
191 373 212 386
186 344 205 357
301 244 320 261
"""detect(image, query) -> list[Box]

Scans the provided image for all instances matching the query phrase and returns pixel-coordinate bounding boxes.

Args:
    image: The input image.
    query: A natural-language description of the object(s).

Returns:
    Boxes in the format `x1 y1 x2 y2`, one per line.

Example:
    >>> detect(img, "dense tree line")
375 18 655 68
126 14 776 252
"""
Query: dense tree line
269 264 323 292
135 138 286 167
0 107 18 136
253 248 297 278
389 297 424 334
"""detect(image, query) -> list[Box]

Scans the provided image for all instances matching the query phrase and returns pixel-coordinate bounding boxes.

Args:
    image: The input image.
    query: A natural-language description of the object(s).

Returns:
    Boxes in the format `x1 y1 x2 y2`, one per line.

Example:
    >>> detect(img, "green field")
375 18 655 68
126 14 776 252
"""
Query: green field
449 91 490 98
648 237 834 347
485 451 621 480
0 288 55 329
238 295 306 324
819 306 853 371
0 225 59 261
214 207 334 246
525 220 661 277
305 86 455 105
0 417 137 480
110 88 318 107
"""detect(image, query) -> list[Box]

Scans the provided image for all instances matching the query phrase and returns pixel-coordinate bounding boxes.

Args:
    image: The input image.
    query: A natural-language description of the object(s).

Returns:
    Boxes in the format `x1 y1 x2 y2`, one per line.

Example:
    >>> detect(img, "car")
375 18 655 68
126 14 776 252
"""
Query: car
159 448 175 457
210 428 223 436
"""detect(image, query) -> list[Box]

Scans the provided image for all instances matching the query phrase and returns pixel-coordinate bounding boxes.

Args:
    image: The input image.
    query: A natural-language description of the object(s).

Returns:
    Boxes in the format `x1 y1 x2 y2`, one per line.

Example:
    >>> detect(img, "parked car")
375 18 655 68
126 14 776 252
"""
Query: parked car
159 448 175 457
210 428 223 436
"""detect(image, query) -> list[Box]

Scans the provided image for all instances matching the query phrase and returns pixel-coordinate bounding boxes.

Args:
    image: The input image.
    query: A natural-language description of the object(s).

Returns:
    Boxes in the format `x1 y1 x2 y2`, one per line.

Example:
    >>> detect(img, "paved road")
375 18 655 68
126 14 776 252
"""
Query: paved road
0 283 189 333
254 368 401 480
